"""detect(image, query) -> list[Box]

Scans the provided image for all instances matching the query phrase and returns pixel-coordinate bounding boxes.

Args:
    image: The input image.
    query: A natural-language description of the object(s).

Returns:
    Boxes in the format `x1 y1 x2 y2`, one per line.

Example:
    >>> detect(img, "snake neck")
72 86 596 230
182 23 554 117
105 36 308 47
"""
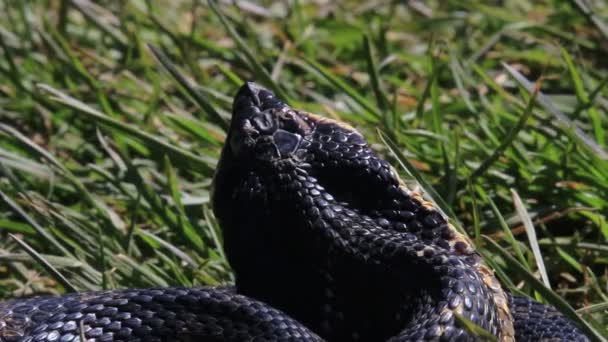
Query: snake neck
213 82 515 341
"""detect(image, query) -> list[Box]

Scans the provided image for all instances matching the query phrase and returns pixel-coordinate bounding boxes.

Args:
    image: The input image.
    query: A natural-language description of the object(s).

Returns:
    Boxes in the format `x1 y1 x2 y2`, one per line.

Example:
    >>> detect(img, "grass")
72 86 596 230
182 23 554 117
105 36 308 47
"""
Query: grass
0 0 607 339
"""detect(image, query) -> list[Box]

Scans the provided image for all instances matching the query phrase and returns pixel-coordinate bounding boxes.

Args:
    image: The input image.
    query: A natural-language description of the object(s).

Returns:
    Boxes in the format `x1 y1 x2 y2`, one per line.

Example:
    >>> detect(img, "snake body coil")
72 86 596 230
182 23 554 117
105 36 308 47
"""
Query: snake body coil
0 83 589 341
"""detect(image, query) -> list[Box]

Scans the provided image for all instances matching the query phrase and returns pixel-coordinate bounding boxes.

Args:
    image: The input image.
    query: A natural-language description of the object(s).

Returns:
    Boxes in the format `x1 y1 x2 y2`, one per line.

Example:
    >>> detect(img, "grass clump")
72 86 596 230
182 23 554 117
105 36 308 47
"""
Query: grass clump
0 0 607 339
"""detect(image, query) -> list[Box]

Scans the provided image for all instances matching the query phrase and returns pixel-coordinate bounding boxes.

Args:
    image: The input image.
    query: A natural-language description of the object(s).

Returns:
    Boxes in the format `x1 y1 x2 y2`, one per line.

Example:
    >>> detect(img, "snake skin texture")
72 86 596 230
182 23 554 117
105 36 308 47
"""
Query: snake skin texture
0 82 590 341
0 287 321 341
508 294 589 341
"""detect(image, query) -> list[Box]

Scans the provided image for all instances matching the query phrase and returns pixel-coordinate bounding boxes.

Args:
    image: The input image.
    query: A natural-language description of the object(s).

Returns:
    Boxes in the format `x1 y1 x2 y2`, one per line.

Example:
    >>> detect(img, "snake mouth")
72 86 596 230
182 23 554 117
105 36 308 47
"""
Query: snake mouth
229 82 312 162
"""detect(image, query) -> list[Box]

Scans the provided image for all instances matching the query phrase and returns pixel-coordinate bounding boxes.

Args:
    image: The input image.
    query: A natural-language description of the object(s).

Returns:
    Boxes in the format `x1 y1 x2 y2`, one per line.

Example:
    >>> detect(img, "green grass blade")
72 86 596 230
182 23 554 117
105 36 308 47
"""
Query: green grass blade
147 43 229 130
570 0 608 43
454 313 498 342
1 191 69 255
137 229 199 268
502 62 608 161
208 0 289 102
378 130 463 231
510 189 551 289
163 156 205 251
483 236 605 342
301 57 381 121
363 35 389 114
9 234 77 292
469 74 537 180
37 83 217 174
484 196 529 269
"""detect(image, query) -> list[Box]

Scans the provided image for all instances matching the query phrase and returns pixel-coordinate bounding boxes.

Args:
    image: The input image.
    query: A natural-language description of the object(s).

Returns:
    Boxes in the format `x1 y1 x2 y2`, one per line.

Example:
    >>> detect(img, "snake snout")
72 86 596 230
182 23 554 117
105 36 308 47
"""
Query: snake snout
233 82 286 117
231 82 311 162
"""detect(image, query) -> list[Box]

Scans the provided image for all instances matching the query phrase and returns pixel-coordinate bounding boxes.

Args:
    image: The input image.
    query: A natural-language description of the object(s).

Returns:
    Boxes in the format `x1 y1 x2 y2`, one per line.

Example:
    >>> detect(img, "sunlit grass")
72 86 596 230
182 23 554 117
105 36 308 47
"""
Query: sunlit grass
0 0 607 339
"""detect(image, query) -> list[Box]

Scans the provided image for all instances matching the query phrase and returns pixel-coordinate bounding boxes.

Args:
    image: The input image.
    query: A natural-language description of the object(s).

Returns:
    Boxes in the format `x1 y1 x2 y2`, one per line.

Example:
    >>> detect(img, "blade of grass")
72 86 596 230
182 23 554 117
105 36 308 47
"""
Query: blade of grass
502 62 608 161
302 56 381 121
147 43 229 130
203 205 228 264
449 52 477 114
561 47 604 145
9 234 77 292
0 253 84 268
570 0 608 44
208 0 289 102
468 180 481 246
36 83 217 173
469 73 539 180
138 229 199 268
114 254 169 287
363 34 389 114
454 313 498 341
378 129 463 231
0 34 27 93
70 0 128 46
483 236 605 342
1 191 69 255
484 195 529 269
578 302 608 315
163 156 205 251
510 189 551 289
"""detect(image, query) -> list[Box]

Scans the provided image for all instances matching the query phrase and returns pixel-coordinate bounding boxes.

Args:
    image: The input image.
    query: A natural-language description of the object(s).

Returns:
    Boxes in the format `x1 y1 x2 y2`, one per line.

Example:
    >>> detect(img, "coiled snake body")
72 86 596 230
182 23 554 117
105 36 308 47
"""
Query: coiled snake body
0 83 589 341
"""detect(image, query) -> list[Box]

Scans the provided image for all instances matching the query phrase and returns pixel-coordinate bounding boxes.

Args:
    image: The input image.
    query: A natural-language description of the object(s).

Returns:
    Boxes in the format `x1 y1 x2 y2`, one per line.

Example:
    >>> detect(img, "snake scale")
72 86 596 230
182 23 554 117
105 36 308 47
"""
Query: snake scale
0 82 589 341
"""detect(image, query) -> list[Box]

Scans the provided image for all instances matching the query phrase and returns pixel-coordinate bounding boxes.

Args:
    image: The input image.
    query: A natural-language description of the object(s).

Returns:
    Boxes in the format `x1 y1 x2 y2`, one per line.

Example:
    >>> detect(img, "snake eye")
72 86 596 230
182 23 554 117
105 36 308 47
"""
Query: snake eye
273 129 301 157
278 111 298 131
279 110 296 121
278 110 310 136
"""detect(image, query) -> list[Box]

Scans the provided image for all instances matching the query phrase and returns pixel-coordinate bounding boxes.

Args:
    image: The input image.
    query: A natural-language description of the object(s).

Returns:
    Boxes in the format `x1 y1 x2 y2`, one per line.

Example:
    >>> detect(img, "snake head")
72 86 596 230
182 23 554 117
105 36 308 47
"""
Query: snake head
215 81 411 239
229 82 412 212
229 82 313 163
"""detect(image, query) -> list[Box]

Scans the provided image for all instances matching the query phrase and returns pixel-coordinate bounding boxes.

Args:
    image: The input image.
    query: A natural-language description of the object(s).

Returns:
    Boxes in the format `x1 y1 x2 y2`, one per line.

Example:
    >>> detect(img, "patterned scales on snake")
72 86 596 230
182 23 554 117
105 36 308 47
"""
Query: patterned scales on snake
0 82 589 341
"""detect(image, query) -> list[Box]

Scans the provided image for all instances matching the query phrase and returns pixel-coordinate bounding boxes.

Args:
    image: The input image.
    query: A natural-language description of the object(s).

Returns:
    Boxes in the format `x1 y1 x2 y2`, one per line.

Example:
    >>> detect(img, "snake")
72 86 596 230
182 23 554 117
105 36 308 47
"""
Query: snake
0 82 589 341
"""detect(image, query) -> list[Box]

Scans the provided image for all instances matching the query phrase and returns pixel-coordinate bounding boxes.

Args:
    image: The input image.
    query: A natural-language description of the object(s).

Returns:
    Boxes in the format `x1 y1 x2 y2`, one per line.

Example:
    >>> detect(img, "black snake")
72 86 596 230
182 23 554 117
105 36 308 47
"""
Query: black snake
0 82 589 341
